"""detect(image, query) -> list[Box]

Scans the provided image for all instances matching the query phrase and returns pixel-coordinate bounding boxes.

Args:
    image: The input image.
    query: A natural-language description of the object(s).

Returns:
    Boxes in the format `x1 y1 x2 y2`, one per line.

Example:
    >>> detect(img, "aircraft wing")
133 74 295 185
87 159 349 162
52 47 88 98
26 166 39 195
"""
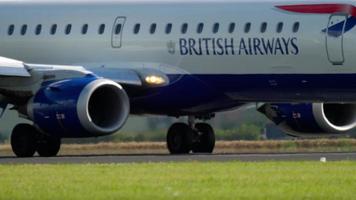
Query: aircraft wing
0 57 31 77
0 56 170 106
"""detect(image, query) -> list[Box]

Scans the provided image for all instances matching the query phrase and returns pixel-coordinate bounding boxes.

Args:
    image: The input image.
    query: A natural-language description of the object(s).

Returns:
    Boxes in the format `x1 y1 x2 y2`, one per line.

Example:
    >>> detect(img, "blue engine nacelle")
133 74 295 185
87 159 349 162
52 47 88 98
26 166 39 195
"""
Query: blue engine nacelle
258 103 356 136
27 75 130 138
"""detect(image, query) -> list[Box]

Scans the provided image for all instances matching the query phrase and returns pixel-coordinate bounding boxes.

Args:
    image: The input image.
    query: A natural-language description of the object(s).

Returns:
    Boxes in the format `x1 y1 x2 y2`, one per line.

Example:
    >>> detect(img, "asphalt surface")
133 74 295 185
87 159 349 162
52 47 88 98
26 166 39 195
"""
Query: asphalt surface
1 152 356 164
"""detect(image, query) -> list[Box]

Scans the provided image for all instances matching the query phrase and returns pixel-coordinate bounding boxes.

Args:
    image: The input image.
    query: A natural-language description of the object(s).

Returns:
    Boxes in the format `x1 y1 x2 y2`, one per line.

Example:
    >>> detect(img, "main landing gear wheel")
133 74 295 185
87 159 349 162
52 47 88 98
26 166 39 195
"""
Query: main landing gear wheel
167 123 194 154
37 135 61 157
166 120 216 155
11 123 38 157
10 123 61 157
192 123 215 153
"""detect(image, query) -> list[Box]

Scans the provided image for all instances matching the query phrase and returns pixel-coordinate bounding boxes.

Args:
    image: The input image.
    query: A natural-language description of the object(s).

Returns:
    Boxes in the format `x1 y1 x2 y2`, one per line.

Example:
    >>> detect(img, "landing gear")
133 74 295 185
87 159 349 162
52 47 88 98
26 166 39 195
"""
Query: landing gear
167 123 194 154
10 123 61 157
11 124 37 157
192 123 215 153
166 118 216 155
37 135 61 157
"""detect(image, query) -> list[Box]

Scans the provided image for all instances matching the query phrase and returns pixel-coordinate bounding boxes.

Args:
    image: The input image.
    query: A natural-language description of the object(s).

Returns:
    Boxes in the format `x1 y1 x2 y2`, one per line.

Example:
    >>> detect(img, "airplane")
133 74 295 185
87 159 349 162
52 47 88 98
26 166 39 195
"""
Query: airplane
0 0 355 157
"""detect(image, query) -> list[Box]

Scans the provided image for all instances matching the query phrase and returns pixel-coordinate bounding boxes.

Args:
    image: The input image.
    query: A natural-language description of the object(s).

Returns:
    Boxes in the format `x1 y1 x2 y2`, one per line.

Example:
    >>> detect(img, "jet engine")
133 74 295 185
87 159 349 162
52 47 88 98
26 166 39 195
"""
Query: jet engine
258 103 356 136
27 75 130 137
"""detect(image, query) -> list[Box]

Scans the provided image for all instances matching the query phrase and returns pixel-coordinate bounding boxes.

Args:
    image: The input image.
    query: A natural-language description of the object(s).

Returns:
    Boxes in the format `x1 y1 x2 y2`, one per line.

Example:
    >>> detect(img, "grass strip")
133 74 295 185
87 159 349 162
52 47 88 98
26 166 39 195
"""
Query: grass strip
0 161 355 199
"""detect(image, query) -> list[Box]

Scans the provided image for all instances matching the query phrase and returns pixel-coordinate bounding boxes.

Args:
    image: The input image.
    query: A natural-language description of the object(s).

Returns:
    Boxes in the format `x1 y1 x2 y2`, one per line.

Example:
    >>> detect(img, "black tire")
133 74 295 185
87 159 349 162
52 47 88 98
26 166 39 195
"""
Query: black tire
37 136 61 157
11 124 38 157
167 123 193 154
192 123 215 153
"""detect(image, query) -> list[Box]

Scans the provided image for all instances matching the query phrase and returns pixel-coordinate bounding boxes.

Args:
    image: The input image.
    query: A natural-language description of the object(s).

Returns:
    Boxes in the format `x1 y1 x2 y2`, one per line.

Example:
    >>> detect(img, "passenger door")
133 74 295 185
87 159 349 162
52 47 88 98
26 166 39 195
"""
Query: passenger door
112 17 126 48
326 14 347 65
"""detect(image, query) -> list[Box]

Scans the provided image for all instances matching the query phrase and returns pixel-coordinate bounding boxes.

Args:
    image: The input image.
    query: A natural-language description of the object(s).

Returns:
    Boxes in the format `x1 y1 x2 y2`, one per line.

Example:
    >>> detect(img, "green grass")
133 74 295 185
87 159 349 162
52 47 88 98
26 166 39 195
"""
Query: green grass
0 162 356 199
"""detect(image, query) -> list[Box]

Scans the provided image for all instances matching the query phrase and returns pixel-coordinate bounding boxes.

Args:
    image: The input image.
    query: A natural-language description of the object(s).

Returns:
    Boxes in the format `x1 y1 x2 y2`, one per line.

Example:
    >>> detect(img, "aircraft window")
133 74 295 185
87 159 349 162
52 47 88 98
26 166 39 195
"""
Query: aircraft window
165 23 172 34
82 24 88 34
213 23 219 34
115 24 122 35
65 24 72 35
21 24 27 35
98 24 105 34
181 23 188 34
293 22 300 33
244 22 251 33
228 23 235 33
276 22 283 33
8 25 14 35
35 24 42 35
197 23 204 34
260 22 267 33
51 24 57 35
133 23 140 34
150 23 157 34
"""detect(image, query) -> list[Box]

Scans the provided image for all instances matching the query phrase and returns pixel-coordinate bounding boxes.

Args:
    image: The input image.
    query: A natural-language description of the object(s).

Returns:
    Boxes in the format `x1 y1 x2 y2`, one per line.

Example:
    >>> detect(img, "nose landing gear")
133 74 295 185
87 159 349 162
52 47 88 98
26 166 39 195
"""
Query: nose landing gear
166 116 216 154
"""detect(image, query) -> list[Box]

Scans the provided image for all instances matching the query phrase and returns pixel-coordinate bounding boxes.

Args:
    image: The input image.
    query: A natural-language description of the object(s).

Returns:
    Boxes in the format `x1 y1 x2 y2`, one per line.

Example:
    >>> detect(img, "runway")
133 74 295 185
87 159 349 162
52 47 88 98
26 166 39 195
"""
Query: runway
1 152 356 164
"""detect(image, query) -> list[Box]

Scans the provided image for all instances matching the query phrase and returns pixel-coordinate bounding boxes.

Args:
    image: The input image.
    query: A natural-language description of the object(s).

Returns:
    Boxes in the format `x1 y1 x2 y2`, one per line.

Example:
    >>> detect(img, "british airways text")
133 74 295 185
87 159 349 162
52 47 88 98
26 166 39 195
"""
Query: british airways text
179 37 299 56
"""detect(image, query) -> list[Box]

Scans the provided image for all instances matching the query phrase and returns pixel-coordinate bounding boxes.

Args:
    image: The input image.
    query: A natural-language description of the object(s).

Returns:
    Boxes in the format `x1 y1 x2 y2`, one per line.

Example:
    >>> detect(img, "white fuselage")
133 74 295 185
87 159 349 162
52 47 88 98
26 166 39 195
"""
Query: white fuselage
0 0 355 75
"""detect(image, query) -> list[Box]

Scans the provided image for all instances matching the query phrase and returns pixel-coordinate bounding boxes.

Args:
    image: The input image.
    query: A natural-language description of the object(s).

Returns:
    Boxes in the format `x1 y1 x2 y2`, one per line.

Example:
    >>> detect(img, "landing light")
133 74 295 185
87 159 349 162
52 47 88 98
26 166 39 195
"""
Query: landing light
145 75 166 85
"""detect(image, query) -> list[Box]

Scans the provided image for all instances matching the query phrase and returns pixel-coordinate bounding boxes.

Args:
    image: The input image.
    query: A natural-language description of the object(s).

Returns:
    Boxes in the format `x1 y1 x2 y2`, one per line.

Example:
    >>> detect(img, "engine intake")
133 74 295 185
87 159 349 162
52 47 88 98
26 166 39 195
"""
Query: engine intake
259 103 356 136
313 103 356 132
28 75 129 137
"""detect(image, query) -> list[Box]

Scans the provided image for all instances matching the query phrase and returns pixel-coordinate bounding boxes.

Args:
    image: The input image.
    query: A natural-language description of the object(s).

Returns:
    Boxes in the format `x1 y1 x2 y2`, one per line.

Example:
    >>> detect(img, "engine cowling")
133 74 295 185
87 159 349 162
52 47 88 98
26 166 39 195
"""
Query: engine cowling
27 75 130 138
258 103 356 136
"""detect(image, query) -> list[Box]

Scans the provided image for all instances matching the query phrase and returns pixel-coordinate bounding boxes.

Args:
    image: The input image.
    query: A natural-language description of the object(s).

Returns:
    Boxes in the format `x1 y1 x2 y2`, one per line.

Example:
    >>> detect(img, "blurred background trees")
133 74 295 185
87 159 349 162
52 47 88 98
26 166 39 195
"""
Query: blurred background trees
0 105 355 144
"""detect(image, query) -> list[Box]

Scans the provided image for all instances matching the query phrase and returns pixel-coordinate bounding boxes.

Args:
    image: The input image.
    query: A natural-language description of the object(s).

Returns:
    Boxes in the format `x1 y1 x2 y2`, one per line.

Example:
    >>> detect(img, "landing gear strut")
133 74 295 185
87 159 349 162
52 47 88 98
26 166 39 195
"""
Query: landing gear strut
166 117 216 154
11 123 61 157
